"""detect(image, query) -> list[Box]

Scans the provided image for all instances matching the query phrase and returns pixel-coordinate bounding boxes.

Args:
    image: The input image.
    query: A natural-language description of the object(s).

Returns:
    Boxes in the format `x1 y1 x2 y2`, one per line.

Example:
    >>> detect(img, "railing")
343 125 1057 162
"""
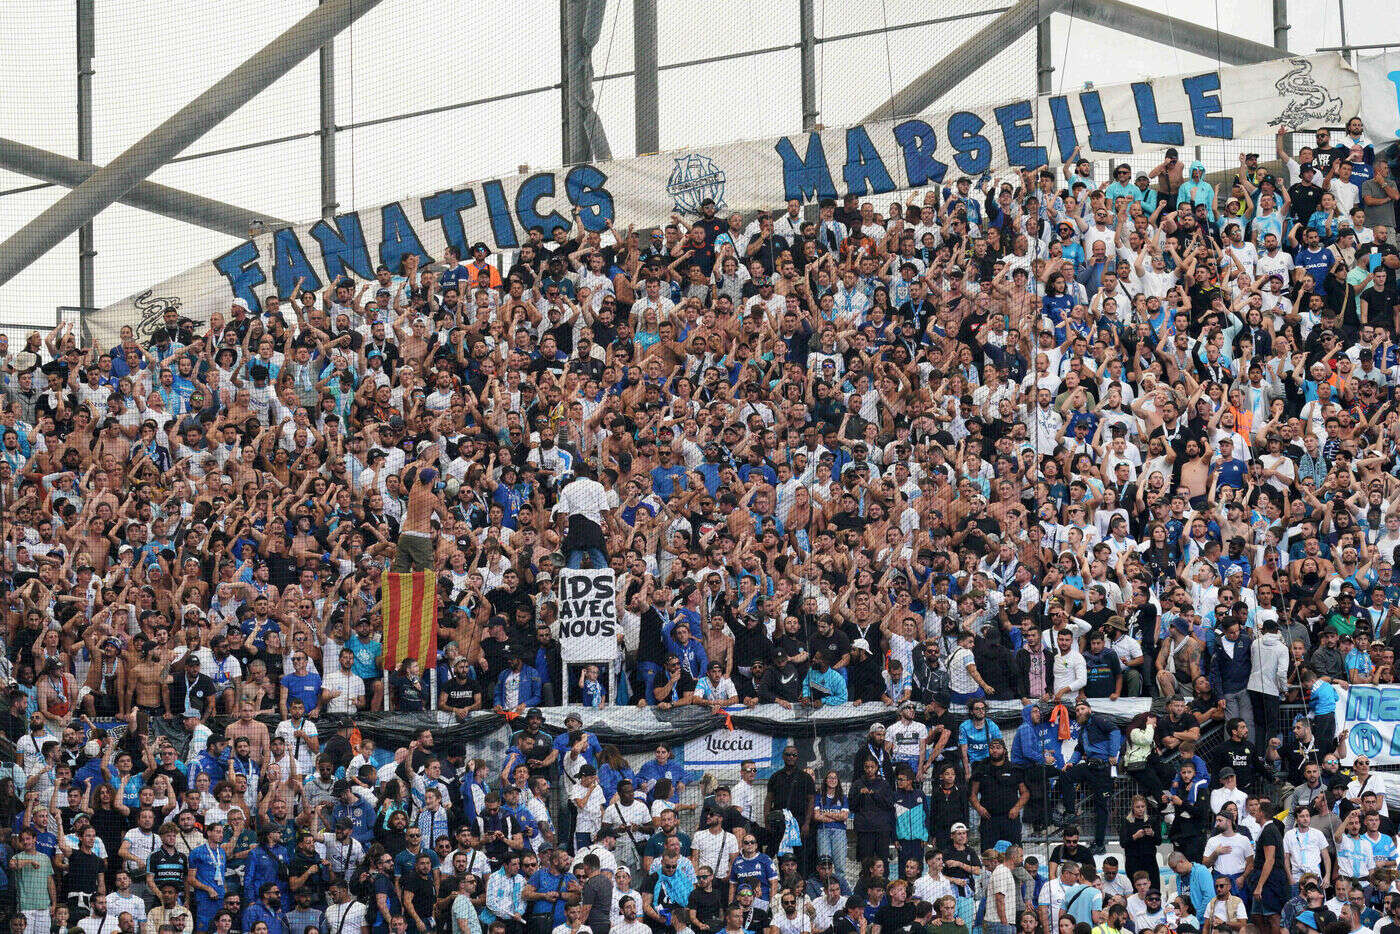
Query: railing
0 306 88 351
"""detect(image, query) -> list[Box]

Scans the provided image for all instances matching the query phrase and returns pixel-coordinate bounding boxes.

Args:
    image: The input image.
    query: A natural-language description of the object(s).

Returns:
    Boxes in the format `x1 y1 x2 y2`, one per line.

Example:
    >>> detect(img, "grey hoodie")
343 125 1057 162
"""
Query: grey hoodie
1247 631 1288 694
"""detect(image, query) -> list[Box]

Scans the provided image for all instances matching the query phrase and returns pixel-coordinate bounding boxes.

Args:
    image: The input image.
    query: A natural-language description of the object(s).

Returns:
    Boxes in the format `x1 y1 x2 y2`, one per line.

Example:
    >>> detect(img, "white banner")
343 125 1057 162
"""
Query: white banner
90 54 1359 349
1335 683 1400 766
556 568 618 664
683 723 776 769
1359 51 1400 145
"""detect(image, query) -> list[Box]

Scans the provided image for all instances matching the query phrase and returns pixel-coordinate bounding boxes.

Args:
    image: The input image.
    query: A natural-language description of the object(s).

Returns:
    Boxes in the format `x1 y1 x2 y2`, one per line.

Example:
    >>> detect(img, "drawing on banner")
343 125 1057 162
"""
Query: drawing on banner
1270 58 1346 127
667 153 727 215
1350 723 1384 760
557 568 619 663
133 290 184 342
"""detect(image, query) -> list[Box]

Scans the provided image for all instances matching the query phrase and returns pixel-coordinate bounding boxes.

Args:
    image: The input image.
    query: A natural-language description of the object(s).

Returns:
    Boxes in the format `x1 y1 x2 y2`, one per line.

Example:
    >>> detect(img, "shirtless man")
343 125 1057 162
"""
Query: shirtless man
391 460 447 573
125 642 168 720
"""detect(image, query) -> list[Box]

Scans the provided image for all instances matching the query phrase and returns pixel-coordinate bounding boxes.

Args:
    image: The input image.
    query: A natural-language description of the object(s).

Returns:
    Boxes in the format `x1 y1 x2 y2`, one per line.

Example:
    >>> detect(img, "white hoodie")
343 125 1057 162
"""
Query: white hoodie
1246 631 1288 694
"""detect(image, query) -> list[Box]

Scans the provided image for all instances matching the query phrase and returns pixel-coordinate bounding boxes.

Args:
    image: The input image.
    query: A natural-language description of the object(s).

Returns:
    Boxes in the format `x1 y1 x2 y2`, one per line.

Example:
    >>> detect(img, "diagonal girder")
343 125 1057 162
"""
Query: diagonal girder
0 0 385 287
0 137 289 238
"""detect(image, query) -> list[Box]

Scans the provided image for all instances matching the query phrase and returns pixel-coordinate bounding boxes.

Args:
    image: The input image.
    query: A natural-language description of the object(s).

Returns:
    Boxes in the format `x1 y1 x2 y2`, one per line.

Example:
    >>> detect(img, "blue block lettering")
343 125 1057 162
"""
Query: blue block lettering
841 125 896 196
775 134 838 203
1349 685 1381 720
379 202 434 273
420 187 478 257
480 180 519 248
1047 96 1079 164
1131 82 1185 145
271 228 322 298
564 165 615 232
947 112 991 175
212 241 266 313
515 173 570 236
1079 91 1133 153
1182 72 1233 139
308 212 375 283
993 100 1048 168
892 120 948 186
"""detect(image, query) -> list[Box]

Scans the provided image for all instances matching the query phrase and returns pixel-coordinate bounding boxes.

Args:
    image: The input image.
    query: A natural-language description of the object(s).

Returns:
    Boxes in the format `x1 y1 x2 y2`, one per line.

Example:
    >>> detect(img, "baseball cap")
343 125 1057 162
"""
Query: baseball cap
950 822 969 833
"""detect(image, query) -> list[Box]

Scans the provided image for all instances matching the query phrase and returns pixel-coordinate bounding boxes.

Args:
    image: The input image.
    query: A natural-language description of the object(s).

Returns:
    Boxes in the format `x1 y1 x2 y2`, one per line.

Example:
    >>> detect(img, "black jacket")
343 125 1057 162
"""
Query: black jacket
1013 646 1056 700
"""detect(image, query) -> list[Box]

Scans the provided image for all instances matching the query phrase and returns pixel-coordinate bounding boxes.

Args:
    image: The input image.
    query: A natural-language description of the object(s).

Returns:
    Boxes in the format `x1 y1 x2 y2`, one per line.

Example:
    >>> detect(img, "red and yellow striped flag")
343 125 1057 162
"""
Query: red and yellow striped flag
380 571 439 670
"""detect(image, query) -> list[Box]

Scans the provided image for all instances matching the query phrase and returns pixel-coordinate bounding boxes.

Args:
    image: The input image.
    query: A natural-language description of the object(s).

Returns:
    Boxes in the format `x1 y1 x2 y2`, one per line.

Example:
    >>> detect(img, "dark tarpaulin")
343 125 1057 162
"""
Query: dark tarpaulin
538 705 722 751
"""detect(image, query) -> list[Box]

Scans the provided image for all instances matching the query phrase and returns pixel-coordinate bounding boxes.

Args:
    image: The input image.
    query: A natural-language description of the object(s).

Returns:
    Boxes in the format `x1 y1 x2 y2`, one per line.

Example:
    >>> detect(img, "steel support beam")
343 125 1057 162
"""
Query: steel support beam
1036 15 1053 94
799 0 818 130
76 0 95 309
318 0 337 219
633 0 658 154
0 138 289 237
0 0 383 288
562 0 612 162
859 0 1066 125
1068 0 1284 64
1273 0 1289 50
560 0 573 163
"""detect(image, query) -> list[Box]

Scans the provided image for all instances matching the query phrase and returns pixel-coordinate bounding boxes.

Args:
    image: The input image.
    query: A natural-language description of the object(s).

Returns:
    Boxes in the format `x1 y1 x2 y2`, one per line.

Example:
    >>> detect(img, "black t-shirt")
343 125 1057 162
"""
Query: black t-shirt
656 670 697 704
63 849 104 897
442 675 481 711
874 902 918 934
401 868 437 922
688 886 726 932
1050 842 1094 868
1255 820 1288 884
941 844 978 885
971 759 1024 814
809 630 851 666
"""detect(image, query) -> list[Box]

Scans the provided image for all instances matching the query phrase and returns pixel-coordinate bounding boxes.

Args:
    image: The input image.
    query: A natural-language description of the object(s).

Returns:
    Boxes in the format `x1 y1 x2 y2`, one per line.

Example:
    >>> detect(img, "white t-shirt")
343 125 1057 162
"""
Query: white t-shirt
1204 832 1253 876
1283 826 1329 881
275 717 320 776
692 828 740 878
573 784 606 836
321 670 365 715
948 646 979 694
887 721 929 765
121 827 157 872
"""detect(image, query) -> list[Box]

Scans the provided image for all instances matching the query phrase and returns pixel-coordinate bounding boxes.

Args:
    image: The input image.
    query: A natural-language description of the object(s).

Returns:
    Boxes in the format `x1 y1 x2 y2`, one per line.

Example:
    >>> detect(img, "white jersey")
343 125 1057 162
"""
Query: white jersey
886 721 929 766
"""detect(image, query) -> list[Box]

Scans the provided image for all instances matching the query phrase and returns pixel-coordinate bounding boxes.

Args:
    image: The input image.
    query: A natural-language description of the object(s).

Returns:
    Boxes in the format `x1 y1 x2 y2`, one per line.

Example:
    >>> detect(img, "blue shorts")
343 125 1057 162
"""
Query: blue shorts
195 893 224 930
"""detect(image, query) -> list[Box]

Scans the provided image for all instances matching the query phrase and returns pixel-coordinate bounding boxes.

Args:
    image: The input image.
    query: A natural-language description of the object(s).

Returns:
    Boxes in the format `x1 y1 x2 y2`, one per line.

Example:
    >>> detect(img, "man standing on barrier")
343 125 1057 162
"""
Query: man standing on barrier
1059 699 1121 856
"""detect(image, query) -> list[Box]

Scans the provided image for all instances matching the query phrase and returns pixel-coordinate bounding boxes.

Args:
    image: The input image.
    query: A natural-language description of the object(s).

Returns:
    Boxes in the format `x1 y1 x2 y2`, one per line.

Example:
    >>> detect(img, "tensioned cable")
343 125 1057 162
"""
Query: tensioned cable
592 0 624 122
878 0 898 123
1056 0 1075 95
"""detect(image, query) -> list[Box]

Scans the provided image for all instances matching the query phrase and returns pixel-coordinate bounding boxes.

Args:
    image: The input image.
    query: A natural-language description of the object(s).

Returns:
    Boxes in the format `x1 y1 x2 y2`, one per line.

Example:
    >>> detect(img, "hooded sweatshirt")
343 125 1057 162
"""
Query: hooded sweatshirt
1180 161 1217 221
1247 631 1289 695
1010 704 1064 769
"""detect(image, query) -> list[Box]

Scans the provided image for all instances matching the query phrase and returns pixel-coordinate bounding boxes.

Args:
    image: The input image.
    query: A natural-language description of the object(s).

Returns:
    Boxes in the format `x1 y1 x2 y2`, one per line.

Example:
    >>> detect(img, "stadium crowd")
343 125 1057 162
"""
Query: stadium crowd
0 117 1399 934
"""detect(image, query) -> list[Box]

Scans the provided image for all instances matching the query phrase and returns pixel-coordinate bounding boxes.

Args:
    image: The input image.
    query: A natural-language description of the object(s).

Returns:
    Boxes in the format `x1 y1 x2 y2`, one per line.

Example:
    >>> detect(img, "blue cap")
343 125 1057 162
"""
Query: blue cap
994 840 1011 853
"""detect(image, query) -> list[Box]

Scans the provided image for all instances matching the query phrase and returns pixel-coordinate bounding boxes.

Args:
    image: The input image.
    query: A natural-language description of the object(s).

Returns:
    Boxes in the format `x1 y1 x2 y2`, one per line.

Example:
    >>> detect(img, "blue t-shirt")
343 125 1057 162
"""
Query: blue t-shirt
650 464 688 501
1309 679 1339 716
279 673 322 711
1215 457 1247 491
958 720 1003 763
730 853 777 904
347 635 383 680
1295 247 1335 291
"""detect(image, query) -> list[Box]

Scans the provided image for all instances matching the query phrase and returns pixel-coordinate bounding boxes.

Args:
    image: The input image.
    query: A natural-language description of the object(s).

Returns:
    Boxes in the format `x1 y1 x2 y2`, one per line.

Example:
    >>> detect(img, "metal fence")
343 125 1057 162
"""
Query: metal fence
0 305 85 352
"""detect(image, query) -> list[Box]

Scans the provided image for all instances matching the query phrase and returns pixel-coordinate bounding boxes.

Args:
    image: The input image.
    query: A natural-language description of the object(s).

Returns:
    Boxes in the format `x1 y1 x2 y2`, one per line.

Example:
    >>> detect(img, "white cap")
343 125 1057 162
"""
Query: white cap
231 297 250 311
851 639 871 653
